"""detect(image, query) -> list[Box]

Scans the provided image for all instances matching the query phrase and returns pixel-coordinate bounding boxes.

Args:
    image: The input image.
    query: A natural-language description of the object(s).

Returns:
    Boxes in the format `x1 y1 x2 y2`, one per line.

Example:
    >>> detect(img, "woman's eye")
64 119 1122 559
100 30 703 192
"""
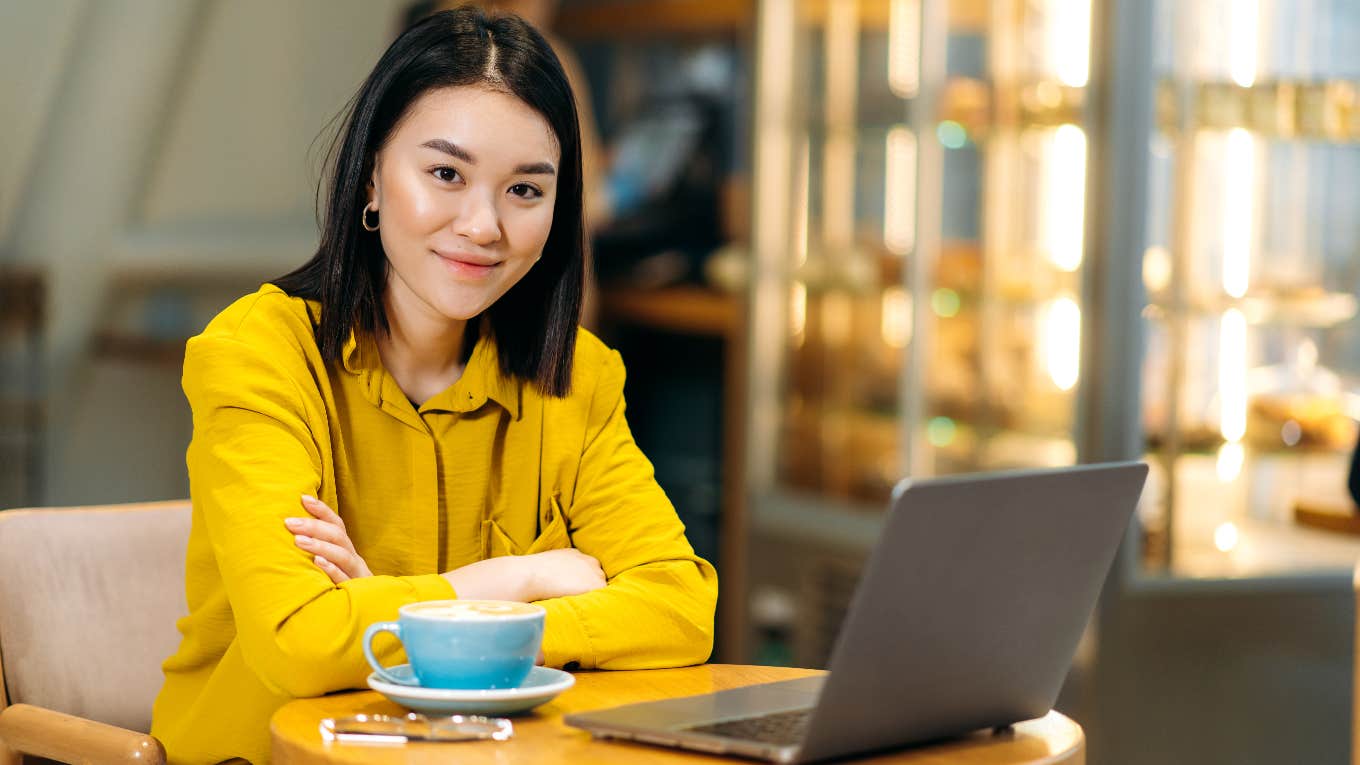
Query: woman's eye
433 167 461 183
509 183 542 199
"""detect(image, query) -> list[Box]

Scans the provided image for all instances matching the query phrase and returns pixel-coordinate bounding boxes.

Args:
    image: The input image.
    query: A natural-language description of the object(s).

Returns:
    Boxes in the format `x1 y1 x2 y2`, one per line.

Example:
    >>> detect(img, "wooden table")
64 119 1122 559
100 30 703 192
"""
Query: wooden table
272 664 1083 764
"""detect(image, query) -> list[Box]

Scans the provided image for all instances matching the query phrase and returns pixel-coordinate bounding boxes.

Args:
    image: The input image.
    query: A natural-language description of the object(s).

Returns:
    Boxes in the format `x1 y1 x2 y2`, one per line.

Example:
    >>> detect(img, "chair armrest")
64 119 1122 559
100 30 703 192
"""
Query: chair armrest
0 704 165 764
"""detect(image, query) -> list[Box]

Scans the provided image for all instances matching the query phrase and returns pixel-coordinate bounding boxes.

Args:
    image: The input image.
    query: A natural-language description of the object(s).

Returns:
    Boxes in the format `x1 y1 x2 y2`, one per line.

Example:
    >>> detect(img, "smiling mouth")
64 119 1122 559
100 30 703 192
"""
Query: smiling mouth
434 251 502 278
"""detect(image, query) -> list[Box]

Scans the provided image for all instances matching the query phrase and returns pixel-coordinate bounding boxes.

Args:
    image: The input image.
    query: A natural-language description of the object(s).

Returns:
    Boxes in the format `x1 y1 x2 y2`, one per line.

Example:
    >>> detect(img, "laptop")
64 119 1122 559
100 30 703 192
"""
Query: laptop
565 462 1148 763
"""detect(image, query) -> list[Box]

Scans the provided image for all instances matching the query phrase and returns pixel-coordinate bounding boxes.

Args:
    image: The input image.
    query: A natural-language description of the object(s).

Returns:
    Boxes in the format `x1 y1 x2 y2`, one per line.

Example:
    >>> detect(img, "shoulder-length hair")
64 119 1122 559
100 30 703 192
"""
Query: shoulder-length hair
274 5 583 396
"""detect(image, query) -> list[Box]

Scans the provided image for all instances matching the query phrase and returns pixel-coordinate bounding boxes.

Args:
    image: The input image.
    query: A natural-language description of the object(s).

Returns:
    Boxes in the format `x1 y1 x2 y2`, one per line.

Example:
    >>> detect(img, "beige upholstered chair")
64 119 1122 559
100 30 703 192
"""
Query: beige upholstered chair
0 500 191 764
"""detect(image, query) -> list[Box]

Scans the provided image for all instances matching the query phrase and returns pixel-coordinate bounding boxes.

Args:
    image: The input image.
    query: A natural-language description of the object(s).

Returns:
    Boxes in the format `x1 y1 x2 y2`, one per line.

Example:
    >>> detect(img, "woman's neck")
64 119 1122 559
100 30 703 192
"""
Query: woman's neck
375 278 470 406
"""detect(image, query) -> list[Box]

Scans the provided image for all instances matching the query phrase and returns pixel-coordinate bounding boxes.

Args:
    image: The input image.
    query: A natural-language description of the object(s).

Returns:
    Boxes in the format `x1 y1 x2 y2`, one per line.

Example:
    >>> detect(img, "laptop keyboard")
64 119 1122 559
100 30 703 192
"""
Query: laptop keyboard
683 708 812 746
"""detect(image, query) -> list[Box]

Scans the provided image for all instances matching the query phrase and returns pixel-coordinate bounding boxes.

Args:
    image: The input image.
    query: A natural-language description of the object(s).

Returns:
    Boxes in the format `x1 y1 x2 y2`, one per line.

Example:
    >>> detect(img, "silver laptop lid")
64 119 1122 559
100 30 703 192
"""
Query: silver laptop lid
795 461 1146 763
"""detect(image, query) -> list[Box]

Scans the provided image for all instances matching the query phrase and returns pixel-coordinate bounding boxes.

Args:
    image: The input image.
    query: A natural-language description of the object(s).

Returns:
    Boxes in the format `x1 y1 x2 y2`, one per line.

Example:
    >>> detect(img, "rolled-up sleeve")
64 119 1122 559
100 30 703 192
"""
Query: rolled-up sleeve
536 349 719 669
184 335 455 698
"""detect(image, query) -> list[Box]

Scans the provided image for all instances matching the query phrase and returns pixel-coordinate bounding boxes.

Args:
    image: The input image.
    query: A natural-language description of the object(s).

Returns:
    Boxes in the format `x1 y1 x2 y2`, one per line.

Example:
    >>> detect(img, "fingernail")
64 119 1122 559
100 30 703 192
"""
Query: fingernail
295 535 312 546
314 555 329 566
301 494 317 504
284 517 302 529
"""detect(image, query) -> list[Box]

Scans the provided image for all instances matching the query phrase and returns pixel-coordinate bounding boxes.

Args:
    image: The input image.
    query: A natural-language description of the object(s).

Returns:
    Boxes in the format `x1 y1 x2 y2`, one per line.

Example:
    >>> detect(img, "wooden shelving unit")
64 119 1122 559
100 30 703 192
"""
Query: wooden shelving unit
599 285 738 337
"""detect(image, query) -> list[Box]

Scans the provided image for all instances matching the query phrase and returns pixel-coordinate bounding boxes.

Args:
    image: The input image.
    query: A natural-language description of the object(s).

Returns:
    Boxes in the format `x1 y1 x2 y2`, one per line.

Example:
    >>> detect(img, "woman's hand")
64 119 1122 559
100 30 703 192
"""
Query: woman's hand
285 495 373 583
442 548 606 602
523 548 607 601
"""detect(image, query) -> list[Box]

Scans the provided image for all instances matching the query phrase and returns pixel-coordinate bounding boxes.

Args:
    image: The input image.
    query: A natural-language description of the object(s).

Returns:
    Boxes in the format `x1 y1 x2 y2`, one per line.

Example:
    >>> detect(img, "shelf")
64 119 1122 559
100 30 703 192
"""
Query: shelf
599 285 740 337
0 267 44 329
558 0 752 39
92 332 188 366
1143 288 1357 328
1294 500 1360 536
1155 78 1360 144
1138 448 1360 582
1165 514 1360 581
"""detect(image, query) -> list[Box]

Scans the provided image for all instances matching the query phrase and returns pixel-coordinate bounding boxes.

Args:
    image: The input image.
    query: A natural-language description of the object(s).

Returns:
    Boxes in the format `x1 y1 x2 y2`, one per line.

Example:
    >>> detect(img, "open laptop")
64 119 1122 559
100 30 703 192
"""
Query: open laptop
565 462 1147 763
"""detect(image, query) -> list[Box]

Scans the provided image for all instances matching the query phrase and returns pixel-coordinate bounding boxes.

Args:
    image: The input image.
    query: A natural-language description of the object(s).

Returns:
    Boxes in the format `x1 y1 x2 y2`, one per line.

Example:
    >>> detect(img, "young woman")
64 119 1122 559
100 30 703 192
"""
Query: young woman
150 8 717 763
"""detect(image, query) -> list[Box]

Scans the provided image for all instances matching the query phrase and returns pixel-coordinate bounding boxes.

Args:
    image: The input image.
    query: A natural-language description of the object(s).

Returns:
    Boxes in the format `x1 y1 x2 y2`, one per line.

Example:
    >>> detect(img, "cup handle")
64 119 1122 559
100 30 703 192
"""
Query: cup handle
363 621 413 686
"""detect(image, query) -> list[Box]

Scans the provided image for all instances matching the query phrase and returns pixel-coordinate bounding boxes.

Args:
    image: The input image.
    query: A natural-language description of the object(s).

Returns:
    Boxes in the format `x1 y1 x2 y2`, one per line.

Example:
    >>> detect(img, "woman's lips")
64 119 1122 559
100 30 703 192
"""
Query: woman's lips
434 251 500 279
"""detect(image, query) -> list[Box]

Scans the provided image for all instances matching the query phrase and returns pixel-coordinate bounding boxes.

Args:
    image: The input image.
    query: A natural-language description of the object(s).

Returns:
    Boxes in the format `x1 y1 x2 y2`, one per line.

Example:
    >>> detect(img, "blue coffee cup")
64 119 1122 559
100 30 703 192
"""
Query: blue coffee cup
363 600 546 690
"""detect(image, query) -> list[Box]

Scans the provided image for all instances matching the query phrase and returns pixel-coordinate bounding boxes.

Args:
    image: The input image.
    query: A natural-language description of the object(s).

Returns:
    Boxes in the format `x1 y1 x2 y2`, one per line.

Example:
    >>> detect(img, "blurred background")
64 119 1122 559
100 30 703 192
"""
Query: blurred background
2 0 1360 762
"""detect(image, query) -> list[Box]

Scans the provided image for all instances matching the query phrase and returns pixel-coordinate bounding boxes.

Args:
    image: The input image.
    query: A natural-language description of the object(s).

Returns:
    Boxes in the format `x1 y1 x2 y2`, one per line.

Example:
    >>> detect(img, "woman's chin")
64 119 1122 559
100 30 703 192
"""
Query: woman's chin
433 299 490 324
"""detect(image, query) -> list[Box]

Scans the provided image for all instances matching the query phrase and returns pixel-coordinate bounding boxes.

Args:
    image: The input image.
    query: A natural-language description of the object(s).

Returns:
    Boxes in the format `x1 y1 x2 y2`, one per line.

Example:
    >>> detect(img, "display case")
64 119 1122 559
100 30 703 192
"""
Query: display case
745 0 1103 665
1138 0 1360 579
756 0 1093 502
748 0 1360 619
744 0 1360 757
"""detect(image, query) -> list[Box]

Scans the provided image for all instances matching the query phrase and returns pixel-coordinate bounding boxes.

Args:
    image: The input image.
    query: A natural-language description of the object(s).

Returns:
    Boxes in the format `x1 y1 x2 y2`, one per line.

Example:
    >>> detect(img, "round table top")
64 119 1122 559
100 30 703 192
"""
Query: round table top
270 664 1084 764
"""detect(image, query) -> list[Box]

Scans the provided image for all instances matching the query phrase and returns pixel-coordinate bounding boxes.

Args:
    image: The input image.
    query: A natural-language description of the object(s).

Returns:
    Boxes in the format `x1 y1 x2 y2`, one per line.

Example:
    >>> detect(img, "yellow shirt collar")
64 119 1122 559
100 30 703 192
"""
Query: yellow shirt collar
339 325 521 420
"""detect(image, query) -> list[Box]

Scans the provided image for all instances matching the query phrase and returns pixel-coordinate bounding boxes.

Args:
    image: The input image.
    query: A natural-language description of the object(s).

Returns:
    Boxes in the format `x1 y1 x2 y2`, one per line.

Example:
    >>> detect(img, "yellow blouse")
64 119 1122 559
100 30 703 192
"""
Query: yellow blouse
151 284 718 764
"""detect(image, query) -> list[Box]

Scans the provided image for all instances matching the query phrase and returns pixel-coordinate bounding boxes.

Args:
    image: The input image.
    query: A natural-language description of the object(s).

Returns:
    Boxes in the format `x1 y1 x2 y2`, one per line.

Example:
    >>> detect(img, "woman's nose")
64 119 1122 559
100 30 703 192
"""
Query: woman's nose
454 191 502 246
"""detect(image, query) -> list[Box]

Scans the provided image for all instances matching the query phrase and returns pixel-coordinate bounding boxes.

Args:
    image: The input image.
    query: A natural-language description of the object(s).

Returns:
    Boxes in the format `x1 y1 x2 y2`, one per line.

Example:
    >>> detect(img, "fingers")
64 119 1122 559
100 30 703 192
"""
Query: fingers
301 494 345 529
284 496 373 582
311 554 349 584
294 534 360 576
285 515 352 550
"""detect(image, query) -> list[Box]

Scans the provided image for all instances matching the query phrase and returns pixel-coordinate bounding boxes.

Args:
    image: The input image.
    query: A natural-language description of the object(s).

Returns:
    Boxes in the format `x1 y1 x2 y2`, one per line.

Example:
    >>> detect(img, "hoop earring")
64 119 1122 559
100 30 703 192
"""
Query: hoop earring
361 203 380 232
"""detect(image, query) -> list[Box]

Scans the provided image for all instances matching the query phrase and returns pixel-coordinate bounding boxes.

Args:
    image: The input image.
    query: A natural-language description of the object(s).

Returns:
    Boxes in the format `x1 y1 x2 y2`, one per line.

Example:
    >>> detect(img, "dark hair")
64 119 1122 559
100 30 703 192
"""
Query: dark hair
274 6 583 396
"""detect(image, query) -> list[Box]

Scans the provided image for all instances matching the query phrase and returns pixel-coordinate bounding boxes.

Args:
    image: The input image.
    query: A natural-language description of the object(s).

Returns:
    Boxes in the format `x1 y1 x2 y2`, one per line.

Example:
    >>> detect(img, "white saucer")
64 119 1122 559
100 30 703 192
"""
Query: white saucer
367 665 576 716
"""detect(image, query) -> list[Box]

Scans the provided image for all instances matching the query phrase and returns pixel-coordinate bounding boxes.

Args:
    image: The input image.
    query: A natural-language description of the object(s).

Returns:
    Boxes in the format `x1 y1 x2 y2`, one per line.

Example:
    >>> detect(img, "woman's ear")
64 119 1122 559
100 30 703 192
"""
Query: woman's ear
366 159 382 205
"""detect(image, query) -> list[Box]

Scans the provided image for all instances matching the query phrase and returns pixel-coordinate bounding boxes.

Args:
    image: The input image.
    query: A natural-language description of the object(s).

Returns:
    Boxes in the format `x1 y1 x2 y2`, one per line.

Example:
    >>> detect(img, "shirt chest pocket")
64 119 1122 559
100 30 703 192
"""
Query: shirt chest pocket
482 494 572 559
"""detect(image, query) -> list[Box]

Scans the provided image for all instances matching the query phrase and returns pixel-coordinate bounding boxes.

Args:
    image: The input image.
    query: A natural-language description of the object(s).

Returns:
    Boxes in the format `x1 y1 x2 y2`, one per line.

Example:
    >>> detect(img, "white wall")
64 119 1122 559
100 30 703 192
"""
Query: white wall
0 0 85 243
2 0 410 504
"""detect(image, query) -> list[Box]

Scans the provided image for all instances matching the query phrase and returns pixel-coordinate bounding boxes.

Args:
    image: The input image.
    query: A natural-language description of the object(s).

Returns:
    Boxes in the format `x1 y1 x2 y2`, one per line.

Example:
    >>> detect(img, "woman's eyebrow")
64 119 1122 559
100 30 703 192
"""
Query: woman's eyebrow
514 161 556 176
421 138 474 163
420 138 556 176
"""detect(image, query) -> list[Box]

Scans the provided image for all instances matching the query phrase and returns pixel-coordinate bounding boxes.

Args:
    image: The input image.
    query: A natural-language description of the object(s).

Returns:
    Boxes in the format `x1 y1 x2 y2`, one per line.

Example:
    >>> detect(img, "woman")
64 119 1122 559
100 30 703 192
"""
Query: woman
150 8 717 763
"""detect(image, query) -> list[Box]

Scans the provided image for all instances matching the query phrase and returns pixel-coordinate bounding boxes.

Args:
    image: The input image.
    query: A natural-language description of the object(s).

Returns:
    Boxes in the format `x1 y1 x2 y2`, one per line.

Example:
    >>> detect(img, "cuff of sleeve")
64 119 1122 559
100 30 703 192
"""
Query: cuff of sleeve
409 573 458 601
537 597 594 669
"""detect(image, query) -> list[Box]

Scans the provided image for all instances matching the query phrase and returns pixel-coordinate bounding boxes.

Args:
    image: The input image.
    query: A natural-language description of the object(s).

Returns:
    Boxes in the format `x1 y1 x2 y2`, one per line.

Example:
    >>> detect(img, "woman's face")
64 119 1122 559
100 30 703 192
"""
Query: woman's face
367 85 559 324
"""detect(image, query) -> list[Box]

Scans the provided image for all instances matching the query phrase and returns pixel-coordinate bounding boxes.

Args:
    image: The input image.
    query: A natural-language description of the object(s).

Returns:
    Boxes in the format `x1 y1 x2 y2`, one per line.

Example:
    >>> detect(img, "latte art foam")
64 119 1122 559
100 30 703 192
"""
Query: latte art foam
407 600 542 620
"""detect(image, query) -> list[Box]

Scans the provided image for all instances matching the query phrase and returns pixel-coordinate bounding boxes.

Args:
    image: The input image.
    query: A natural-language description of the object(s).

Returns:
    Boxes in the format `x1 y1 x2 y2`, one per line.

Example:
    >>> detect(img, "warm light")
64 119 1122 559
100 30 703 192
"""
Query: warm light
794 138 810 267
1216 441 1244 482
790 282 807 344
1222 128 1254 298
1298 337 1318 373
1218 309 1248 442
1048 0 1092 87
1143 246 1173 293
1229 0 1259 88
884 126 917 255
823 0 858 248
1042 297 1082 391
825 0 858 118
824 133 855 249
822 290 852 345
1043 125 1087 272
1035 81 1062 109
1214 521 1240 553
888 0 920 98
881 286 912 349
